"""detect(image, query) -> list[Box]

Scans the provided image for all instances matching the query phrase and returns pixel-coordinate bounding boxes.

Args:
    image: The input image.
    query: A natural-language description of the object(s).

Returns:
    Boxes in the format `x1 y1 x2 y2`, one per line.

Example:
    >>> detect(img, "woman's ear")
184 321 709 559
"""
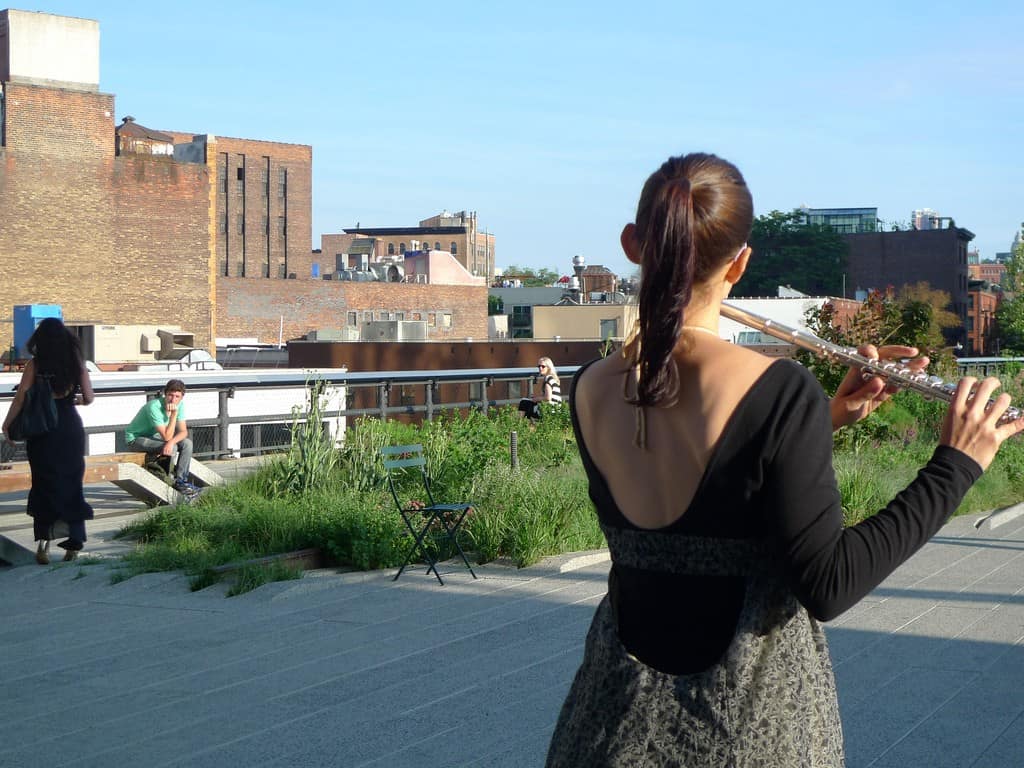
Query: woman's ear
724 246 751 286
620 224 641 265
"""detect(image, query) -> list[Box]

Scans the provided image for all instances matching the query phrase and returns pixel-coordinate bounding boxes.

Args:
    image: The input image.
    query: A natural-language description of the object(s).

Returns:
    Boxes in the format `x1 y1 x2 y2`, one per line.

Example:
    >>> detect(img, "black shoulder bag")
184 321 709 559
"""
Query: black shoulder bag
7 377 59 441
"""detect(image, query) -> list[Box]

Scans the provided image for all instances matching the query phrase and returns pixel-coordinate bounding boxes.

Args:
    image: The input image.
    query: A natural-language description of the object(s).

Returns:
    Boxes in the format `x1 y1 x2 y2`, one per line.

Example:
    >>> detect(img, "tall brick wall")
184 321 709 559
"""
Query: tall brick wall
2 82 113 158
164 132 312 284
216 278 488 344
0 84 213 354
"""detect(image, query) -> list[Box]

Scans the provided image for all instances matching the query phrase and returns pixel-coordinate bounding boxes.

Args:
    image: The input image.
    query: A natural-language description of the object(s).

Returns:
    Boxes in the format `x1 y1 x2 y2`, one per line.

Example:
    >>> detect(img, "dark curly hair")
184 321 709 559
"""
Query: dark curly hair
26 318 84 395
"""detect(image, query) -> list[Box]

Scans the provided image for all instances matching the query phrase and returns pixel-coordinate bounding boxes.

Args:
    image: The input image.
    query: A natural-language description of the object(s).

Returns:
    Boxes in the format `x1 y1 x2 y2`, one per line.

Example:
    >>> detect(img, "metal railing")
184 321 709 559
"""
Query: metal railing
1 366 578 463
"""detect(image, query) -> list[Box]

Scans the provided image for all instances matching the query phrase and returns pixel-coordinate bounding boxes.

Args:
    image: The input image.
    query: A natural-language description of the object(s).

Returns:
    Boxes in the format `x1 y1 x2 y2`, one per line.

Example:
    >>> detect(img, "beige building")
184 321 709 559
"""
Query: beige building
339 210 496 283
532 304 638 341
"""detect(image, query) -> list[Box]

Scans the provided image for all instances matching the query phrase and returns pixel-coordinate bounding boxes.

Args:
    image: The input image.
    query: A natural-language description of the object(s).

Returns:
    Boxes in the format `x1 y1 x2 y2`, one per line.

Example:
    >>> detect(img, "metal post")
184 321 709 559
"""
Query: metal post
510 430 519 469
481 377 490 415
379 382 389 421
425 381 435 421
217 388 231 458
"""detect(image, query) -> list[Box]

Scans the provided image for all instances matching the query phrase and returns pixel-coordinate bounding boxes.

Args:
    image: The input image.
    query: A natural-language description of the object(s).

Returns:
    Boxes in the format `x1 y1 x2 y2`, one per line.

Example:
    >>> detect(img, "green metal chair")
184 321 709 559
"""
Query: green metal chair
382 443 477 585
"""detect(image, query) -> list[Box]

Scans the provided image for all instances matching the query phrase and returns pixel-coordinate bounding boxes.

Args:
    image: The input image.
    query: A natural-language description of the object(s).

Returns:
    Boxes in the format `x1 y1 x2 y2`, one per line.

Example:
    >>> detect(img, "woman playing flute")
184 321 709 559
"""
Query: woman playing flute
545 152 1024 767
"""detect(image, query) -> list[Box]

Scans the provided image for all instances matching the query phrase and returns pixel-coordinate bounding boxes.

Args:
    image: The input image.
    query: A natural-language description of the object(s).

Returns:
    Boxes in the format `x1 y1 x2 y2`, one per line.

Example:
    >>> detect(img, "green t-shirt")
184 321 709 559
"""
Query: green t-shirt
125 397 186 443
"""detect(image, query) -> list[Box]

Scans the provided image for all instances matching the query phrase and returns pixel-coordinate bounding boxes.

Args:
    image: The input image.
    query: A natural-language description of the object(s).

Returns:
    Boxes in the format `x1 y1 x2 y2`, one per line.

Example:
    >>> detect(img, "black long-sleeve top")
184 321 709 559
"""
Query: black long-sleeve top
572 359 982 675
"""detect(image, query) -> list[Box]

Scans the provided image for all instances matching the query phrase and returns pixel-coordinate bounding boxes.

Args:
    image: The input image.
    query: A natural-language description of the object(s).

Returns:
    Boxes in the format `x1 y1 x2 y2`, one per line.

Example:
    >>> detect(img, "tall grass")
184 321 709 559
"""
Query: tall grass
114 385 1024 596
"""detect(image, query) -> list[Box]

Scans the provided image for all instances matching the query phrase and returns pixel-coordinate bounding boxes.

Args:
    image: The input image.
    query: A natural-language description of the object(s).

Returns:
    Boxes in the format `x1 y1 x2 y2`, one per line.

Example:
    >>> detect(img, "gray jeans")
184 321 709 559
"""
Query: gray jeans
129 435 192 481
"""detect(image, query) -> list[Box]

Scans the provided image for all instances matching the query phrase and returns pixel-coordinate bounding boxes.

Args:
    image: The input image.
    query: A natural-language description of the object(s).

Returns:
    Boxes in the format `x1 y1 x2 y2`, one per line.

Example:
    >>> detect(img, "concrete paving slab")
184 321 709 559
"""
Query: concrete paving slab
3 493 1024 767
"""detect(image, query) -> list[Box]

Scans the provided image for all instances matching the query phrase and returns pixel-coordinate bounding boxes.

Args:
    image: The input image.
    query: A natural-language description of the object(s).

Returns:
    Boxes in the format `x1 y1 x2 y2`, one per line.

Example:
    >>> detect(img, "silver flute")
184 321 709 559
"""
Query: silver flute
720 302 1023 424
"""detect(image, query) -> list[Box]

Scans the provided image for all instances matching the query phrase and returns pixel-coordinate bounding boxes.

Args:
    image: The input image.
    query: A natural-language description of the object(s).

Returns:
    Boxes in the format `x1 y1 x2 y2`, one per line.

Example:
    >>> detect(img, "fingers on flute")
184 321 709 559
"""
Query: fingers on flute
953 376 978 412
856 343 879 361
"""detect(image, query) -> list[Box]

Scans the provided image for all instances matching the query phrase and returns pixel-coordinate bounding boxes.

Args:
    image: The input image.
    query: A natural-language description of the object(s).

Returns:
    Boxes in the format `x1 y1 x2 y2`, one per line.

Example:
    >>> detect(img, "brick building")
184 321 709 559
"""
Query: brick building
968 261 1007 288
1 9 489 357
340 210 496 283
217 277 487 344
843 226 974 345
0 9 213 354
966 280 1001 355
166 131 312 282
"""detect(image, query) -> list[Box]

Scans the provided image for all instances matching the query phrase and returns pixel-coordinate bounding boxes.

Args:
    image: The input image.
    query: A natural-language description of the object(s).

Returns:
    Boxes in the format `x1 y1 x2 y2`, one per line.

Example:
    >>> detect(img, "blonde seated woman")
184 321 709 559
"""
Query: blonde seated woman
518 357 562 419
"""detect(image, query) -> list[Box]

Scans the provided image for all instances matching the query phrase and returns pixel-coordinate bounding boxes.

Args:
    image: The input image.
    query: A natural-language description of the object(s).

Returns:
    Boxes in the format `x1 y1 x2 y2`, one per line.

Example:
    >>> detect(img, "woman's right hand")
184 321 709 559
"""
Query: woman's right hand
941 376 1024 471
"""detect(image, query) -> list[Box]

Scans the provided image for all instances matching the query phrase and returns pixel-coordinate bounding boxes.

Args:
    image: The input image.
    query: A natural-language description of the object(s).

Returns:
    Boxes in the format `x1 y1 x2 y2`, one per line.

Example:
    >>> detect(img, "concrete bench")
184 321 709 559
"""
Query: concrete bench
0 452 224 506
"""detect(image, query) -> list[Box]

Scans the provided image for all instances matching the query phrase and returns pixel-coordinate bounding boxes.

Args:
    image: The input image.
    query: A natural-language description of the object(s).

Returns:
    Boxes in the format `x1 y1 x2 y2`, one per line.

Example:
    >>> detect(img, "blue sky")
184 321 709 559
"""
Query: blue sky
21 0 1024 277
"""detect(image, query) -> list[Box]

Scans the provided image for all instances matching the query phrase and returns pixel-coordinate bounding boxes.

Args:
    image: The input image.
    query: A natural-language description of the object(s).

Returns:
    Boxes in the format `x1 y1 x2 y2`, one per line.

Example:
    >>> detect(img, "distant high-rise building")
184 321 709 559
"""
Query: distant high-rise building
797 206 878 234
912 208 943 230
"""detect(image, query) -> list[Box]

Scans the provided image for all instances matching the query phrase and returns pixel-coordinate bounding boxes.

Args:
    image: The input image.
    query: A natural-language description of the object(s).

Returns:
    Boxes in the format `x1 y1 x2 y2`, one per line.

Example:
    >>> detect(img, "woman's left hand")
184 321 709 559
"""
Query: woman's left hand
830 344 928 431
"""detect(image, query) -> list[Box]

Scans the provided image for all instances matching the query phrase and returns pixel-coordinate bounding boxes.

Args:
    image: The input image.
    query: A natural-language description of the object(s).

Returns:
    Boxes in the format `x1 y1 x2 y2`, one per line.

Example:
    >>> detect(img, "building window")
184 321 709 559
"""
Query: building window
395 312 405 321
218 163 228 192
278 168 287 198
388 243 395 256
363 311 373 323
399 242 406 254
262 215 269 234
450 242 458 255
347 311 358 325
220 213 228 234
237 178 245 195
511 305 532 338
237 215 245 235
600 318 618 339
428 312 436 327
434 241 441 251
278 217 287 238
440 312 452 328
411 312 422 321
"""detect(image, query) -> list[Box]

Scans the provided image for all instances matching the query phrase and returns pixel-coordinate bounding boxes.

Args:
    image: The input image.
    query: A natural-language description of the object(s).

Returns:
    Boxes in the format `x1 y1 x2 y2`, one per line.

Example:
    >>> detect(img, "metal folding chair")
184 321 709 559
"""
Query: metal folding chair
382 444 478 585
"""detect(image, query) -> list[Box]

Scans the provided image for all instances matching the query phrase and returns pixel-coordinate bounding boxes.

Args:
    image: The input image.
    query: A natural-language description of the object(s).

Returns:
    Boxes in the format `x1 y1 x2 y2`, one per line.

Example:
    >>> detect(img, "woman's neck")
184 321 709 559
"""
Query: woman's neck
682 301 722 332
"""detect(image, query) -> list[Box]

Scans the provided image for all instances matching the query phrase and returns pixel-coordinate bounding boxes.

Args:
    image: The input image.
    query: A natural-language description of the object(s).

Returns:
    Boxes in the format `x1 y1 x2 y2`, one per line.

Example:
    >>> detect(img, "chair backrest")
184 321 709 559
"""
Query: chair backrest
381 444 434 507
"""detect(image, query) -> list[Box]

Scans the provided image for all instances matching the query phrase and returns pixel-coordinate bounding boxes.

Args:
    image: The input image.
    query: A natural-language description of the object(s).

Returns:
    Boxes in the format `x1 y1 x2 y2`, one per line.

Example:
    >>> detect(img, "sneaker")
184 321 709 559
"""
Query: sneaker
172 479 199 495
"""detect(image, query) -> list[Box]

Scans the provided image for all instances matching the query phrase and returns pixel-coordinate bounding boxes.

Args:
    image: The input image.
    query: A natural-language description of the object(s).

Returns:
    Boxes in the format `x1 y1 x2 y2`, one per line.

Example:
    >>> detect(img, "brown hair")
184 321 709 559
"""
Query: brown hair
165 379 187 395
629 153 753 407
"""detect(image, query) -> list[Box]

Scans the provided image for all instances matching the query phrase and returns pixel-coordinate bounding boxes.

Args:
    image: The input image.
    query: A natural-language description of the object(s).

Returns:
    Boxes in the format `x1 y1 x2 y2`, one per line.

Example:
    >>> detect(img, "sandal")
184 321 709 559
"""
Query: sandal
62 549 78 562
36 540 50 565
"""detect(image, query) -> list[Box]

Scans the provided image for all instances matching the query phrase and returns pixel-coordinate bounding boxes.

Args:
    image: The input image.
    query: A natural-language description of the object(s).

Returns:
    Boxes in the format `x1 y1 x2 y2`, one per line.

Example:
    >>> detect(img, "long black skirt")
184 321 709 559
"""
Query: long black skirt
26 397 93 546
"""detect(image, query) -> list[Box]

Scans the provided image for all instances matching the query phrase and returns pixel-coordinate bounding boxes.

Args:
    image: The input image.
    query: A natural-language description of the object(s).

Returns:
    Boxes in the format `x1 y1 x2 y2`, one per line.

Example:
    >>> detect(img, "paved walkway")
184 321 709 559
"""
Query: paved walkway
1 477 1023 767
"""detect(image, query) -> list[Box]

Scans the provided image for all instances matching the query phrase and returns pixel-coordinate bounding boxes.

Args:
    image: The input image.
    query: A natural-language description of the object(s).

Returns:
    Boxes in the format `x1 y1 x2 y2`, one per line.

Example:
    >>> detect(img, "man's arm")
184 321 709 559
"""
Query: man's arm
155 403 187 445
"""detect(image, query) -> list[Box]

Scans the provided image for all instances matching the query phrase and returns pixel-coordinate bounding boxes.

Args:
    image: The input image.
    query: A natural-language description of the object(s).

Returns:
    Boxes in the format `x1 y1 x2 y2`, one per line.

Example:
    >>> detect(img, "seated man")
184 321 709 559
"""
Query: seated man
125 379 197 495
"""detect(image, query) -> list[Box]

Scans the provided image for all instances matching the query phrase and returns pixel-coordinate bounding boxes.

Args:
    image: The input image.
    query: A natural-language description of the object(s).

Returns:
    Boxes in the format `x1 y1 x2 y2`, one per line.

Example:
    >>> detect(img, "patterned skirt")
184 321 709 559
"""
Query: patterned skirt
545 527 844 767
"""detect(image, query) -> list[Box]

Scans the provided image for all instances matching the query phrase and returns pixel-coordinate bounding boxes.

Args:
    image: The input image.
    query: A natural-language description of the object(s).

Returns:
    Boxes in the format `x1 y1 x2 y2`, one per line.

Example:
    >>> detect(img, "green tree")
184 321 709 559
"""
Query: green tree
502 265 561 287
994 231 1024 353
487 295 504 316
802 286 959 394
736 210 849 297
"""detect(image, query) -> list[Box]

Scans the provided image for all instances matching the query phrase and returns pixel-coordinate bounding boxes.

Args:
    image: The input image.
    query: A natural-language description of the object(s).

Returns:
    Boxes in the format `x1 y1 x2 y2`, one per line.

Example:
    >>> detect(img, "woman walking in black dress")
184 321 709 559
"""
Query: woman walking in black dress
2 318 95 563
545 152 1024 766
